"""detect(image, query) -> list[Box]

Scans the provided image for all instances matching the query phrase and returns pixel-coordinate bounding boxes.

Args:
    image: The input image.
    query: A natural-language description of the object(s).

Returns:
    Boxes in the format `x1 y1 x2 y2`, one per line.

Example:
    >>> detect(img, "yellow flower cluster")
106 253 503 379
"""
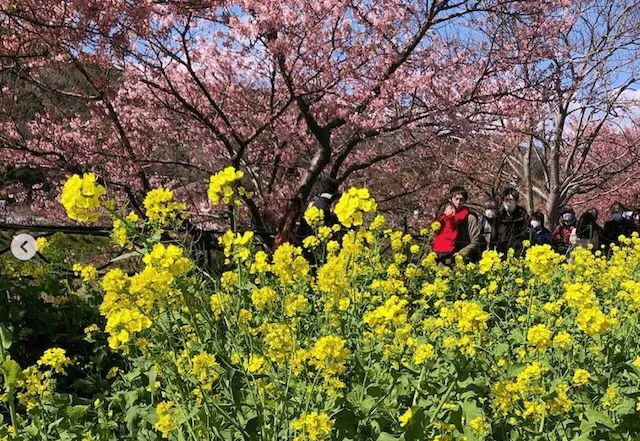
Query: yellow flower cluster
72 263 98 282
35 237 48 252
219 231 254 263
399 408 413 427
413 343 435 364
364 296 408 336
333 187 377 227
190 352 219 385
563 282 613 337
251 286 277 310
112 219 128 247
100 244 191 352
527 324 552 351
111 212 138 248
16 366 53 410
244 355 269 374
525 244 564 282
272 243 310 285
37 348 71 374
478 250 501 274
154 401 177 438
143 188 186 225
572 369 591 386
60 173 106 223
469 416 491 436
303 205 325 228
290 412 334 441
260 323 298 367
208 166 245 205
309 336 350 388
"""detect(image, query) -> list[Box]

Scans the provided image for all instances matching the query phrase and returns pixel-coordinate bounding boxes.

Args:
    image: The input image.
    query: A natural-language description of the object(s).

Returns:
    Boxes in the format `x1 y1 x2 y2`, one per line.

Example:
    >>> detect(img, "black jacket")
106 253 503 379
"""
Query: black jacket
496 205 530 256
602 218 634 251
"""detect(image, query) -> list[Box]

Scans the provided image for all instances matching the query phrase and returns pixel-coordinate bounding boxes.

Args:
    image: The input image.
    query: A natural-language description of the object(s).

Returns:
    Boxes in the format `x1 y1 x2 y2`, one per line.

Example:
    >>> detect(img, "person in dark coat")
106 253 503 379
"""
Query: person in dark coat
495 187 530 256
529 210 553 246
296 178 341 242
574 210 601 250
478 197 500 252
602 202 635 252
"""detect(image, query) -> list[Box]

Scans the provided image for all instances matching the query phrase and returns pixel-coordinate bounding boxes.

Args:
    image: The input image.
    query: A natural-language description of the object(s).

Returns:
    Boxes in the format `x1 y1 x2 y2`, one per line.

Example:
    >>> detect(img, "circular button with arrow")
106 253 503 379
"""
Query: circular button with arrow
11 234 37 261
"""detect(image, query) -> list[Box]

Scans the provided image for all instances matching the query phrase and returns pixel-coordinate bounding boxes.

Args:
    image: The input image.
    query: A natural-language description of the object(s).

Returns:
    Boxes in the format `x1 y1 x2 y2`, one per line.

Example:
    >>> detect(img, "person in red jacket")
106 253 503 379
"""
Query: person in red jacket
432 202 470 264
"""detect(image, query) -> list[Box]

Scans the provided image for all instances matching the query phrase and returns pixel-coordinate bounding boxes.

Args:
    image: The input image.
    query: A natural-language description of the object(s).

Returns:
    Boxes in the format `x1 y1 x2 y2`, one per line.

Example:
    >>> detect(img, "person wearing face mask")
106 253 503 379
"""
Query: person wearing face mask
496 187 530 256
602 202 635 252
478 197 500 251
552 206 577 255
528 211 553 245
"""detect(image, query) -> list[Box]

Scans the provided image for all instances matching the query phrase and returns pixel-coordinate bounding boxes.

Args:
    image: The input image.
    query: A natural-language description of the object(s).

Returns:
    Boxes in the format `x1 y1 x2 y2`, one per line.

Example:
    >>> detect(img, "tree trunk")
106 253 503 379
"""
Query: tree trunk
523 135 534 214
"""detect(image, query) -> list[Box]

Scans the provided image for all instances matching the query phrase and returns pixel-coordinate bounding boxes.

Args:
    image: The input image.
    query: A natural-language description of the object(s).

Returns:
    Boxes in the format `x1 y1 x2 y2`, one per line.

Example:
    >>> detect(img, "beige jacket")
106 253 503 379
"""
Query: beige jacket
455 211 482 260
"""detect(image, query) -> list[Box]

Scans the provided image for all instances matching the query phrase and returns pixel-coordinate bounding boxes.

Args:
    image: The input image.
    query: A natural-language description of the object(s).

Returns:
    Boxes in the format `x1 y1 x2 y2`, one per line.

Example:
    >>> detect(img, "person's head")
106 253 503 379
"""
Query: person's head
576 211 597 239
501 187 519 212
633 209 640 224
317 177 340 197
483 197 499 219
587 207 599 222
560 205 576 226
436 200 455 216
449 186 468 209
609 202 625 221
530 211 545 230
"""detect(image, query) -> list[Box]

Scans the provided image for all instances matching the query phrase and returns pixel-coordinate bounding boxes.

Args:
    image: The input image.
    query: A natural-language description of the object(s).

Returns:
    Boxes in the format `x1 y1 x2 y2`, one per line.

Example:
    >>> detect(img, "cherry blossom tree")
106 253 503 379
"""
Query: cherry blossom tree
454 0 640 225
1 0 575 238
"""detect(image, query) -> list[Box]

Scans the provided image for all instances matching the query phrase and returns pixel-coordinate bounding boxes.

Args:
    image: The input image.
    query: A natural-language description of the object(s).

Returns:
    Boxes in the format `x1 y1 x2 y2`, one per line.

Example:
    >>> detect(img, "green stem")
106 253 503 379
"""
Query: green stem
412 366 427 406
0 338 19 440
425 379 456 429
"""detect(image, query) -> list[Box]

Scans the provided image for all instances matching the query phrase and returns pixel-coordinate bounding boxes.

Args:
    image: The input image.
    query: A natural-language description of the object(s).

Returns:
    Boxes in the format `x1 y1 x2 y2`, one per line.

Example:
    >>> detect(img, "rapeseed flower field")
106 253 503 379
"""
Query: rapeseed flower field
2 168 640 441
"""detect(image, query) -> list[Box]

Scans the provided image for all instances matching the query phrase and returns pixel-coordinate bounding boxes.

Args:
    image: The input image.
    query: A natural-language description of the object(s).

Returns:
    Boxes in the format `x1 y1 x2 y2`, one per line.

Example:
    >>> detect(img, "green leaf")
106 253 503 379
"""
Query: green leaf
148 368 157 394
110 250 142 263
0 326 11 350
244 416 260 441
126 405 141 432
1 358 22 387
584 406 615 429
66 405 88 421
376 432 401 441
124 390 139 408
334 408 358 441
403 408 425 441
359 397 377 413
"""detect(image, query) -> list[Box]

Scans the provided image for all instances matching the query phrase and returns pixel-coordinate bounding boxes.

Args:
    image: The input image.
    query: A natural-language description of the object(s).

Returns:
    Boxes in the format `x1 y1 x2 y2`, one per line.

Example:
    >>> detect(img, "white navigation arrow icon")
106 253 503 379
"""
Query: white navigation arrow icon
11 234 37 261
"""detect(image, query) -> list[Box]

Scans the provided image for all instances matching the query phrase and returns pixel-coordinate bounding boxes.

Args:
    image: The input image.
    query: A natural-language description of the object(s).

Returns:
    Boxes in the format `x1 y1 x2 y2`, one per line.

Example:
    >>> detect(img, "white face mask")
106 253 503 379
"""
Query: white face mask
612 212 623 221
531 220 541 229
504 202 516 212
485 209 497 219
562 213 575 223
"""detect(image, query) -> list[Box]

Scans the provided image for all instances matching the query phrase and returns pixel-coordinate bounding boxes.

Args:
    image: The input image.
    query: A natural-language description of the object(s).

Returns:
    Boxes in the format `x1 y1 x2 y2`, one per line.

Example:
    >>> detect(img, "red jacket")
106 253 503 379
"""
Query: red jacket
553 225 574 245
432 208 469 253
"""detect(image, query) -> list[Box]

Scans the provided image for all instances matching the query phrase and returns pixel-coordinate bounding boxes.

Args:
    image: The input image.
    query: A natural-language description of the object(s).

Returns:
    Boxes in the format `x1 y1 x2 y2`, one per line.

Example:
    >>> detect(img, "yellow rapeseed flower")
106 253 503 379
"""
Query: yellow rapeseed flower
399 408 413 427
37 348 71 374
60 173 106 223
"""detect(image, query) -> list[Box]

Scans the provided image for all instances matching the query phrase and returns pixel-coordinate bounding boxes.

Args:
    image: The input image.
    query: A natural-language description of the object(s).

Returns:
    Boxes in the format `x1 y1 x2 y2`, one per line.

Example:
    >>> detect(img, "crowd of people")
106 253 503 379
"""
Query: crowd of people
291 180 640 264
432 186 640 264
